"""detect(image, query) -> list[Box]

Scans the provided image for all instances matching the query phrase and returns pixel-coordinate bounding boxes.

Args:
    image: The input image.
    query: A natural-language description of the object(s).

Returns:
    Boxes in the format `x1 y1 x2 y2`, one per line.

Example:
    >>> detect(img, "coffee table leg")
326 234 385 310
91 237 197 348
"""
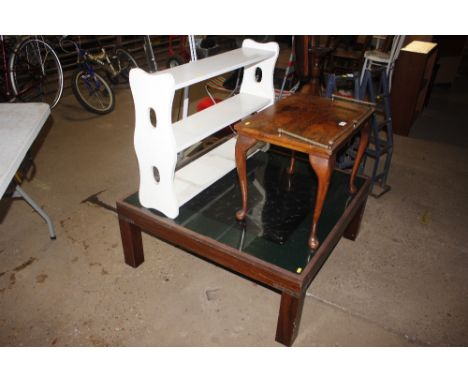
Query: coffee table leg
275 291 305 346
308 154 336 249
235 134 257 221
118 216 144 268
344 200 367 241
350 120 370 194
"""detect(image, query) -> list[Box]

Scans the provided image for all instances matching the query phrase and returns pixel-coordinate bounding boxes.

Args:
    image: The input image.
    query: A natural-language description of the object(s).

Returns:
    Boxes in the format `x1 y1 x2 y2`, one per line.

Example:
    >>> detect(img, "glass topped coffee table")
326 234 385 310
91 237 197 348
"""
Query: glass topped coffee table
117 149 370 345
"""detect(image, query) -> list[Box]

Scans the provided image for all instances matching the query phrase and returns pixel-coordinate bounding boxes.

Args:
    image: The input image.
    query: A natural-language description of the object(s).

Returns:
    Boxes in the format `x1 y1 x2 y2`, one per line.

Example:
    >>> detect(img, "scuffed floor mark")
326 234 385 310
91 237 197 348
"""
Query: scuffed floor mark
0 257 38 294
159 270 172 283
36 274 48 283
32 179 51 191
88 262 109 276
89 335 110 347
205 288 221 301
59 217 90 253
420 210 432 225
13 257 37 272
81 190 117 214
0 274 16 295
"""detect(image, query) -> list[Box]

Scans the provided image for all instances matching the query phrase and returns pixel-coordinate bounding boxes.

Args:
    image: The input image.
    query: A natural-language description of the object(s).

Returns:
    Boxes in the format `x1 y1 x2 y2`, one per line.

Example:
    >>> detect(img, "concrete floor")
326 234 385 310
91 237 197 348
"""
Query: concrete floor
1 78 467 346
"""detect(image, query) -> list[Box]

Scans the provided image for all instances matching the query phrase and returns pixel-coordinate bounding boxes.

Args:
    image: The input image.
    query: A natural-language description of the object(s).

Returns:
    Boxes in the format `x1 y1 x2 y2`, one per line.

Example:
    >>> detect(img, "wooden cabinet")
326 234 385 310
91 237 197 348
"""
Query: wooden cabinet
391 41 438 136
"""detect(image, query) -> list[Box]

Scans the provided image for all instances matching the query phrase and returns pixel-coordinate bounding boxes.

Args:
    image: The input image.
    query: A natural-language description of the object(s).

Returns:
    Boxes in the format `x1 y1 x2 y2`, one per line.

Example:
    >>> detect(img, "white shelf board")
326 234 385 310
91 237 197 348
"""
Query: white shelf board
174 137 260 208
173 93 270 153
174 137 237 207
173 137 239 208
158 47 275 90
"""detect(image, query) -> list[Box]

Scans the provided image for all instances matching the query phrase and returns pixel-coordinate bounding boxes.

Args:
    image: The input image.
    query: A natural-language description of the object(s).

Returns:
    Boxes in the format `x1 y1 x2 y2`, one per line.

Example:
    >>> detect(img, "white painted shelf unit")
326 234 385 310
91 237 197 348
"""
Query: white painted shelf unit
129 39 279 218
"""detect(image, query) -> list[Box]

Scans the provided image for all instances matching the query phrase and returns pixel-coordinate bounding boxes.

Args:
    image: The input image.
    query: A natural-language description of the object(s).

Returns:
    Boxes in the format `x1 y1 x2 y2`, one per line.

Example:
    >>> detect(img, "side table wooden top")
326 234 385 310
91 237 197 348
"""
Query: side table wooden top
235 94 374 154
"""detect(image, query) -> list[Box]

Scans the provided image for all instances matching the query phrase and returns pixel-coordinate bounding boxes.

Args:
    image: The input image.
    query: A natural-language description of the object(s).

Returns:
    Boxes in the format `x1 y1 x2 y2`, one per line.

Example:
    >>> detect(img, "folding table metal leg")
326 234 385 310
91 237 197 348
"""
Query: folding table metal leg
13 185 56 239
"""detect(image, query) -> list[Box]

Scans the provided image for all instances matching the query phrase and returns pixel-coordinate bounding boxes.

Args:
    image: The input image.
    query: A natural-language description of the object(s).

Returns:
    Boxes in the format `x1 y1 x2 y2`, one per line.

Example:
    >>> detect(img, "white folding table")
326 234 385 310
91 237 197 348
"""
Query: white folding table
0 102 56 239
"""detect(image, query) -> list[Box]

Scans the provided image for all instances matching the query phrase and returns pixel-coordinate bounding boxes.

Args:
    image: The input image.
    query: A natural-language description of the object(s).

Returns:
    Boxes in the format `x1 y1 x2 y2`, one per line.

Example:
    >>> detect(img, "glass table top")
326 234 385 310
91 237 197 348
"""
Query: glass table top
125 149 364 274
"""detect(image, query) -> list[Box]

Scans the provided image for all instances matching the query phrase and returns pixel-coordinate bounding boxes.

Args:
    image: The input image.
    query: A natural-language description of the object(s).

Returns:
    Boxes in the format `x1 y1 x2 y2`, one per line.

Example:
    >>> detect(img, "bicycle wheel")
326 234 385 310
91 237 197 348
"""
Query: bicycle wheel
71 68 115 114
115 48 138 83
9 37 63 109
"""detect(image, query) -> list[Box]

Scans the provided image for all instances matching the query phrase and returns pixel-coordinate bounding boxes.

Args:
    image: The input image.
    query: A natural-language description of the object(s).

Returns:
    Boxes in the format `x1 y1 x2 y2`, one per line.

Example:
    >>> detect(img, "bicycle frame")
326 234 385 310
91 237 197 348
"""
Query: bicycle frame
87 49 119 77
77 49 104 92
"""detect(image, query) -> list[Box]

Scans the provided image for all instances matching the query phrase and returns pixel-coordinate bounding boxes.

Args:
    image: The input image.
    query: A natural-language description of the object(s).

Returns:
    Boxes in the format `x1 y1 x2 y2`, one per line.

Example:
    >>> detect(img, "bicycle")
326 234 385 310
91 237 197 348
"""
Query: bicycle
60 37 138 114
0 35 63 109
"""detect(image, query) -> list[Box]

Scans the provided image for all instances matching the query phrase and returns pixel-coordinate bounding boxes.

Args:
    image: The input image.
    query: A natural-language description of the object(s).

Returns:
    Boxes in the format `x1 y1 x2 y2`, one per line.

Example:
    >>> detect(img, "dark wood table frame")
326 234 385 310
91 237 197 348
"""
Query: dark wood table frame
116 172 370 346
235 94 374 250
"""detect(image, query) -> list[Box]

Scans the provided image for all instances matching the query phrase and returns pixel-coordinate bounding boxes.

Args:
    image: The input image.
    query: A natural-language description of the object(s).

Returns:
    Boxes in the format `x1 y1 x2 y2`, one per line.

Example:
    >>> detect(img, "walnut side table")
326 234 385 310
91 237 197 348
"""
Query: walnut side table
235 94 374 249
